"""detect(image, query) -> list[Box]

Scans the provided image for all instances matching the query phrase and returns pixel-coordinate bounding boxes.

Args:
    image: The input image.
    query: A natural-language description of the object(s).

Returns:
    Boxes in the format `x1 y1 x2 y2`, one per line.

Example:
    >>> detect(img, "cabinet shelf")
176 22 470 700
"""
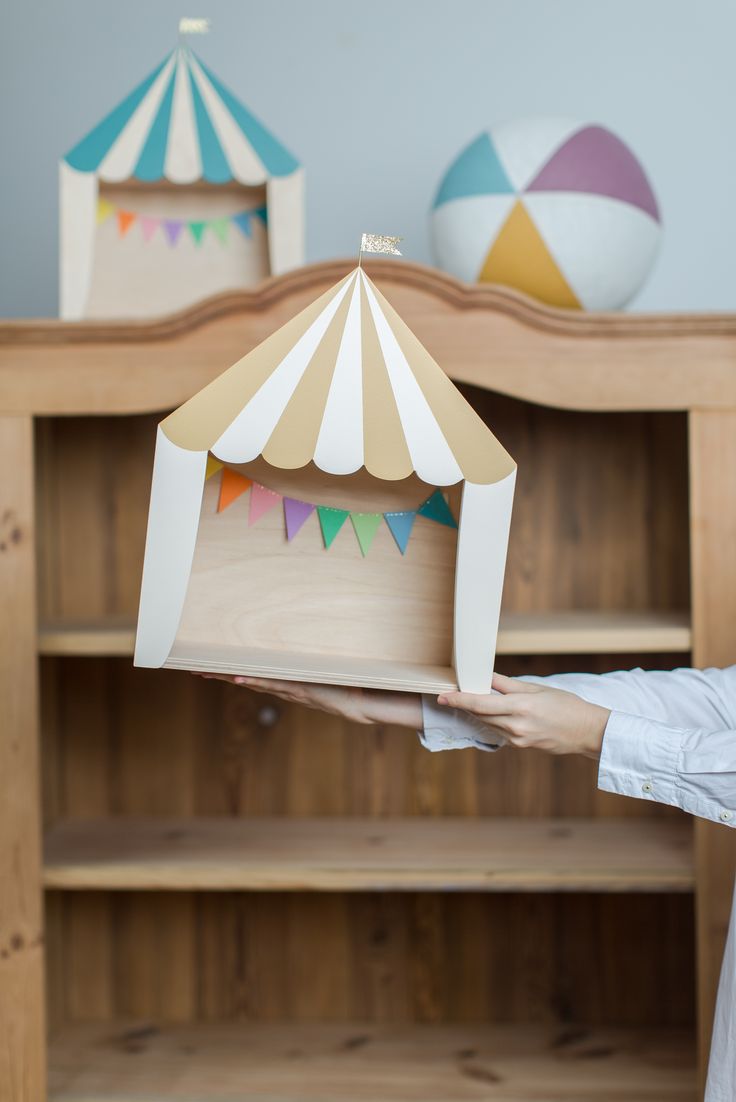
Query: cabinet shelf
48 1021 696 1101
38 609 692 659
43 816 694 893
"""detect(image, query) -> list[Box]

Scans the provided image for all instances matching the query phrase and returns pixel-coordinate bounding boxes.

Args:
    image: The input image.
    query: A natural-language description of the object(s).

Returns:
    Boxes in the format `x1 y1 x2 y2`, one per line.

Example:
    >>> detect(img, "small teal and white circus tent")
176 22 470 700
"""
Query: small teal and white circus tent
60 45 304 319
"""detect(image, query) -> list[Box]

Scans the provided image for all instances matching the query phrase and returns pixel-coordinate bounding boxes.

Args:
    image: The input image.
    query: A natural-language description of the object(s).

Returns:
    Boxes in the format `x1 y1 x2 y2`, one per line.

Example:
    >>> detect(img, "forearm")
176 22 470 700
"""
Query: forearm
361 689 423 729
419 668 736 827
597 710 736 826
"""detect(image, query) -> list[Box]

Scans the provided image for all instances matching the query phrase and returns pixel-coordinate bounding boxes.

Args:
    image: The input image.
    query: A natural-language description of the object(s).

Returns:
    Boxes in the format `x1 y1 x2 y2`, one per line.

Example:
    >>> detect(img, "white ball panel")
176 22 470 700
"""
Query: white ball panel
490 116 582 191
430 194 516 283
522 193 662 310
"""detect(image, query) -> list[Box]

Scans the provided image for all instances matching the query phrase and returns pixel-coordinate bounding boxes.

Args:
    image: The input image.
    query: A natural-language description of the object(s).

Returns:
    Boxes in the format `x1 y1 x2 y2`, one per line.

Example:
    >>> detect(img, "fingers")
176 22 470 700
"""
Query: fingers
437 690 523 716
491 672 541 694
197 673 297 693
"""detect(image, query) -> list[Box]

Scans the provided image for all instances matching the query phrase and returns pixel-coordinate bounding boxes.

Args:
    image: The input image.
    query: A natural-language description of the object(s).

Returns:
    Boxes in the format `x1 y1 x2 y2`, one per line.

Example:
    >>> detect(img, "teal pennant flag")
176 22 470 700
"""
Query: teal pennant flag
417 490 457 528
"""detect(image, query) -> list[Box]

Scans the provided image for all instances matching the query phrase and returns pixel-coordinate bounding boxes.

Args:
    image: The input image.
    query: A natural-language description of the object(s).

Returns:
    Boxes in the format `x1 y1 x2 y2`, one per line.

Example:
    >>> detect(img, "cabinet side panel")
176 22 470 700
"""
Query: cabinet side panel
689 410 736 1088
0 415 45 1101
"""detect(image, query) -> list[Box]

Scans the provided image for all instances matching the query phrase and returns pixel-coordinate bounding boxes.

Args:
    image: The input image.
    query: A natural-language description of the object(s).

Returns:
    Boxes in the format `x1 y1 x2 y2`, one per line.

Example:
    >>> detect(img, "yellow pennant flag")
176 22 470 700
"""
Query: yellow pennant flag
96 198 115 225
360 233 403 256
205 455 224 480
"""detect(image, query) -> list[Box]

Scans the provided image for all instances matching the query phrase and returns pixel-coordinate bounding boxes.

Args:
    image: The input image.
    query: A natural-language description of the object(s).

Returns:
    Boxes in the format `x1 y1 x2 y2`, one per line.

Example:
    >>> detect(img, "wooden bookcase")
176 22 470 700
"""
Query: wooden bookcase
2 260 736 1100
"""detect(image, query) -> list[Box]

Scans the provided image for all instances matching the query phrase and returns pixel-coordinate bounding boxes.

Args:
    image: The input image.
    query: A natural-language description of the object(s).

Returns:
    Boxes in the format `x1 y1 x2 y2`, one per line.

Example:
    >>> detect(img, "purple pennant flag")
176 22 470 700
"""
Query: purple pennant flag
163 219 184 246
283 497 315 541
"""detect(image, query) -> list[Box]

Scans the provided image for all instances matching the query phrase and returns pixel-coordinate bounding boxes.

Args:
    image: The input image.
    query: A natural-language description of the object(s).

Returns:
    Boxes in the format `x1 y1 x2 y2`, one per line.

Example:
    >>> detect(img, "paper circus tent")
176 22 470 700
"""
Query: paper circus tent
430 118 661 310
135 267 517 694
60 45 304 319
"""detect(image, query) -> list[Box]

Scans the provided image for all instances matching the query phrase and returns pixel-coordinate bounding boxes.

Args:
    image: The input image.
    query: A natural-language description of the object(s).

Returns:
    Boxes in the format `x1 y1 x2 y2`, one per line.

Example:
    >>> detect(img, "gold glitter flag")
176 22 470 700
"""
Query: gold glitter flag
360 234 403 256
179 17 210 33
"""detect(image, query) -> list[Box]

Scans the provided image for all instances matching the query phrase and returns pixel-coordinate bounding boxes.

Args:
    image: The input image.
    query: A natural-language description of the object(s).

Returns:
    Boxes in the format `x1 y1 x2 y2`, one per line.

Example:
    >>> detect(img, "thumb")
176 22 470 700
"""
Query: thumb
492 672 541 694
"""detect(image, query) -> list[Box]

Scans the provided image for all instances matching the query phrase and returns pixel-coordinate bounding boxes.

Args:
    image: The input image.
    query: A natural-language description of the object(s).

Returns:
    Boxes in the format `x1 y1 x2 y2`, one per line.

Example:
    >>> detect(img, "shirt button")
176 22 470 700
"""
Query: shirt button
720 811 733 822
642 782 653 794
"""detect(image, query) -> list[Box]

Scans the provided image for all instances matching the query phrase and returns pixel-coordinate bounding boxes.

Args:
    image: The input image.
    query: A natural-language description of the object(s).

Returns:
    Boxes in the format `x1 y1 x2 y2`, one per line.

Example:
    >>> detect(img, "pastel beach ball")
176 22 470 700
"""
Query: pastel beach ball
430 118 662 310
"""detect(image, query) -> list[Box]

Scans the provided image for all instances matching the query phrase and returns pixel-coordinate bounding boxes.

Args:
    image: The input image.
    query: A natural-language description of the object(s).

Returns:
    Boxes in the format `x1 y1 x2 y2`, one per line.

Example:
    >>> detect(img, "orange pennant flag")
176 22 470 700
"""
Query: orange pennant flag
117 210 136 237
218 468 252 512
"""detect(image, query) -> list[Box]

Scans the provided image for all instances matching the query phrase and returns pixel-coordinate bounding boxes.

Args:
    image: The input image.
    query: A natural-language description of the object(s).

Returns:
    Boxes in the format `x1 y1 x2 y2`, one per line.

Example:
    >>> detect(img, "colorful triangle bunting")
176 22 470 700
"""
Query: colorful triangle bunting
96 198 115 225
209 474 458 555
189 220 206 246
384 510 417 554
218 468 251 512
351 513 382 557
249 481 282 526
284 498 315 541
417 490 457 528
205 455 224 480
96 202 267 248
117 210 136 237
317 506 350 549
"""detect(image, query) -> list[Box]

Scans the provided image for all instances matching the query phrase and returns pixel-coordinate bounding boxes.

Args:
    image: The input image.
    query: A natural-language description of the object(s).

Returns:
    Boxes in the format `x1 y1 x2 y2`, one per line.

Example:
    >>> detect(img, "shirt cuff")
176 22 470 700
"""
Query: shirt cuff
598 709 682 807
418 694 504 753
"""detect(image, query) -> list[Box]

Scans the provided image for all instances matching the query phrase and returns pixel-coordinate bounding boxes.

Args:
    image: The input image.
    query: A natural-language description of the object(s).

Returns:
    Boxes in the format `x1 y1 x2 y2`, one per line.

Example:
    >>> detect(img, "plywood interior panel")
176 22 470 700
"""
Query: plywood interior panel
174 462 458 669
86 182 270 320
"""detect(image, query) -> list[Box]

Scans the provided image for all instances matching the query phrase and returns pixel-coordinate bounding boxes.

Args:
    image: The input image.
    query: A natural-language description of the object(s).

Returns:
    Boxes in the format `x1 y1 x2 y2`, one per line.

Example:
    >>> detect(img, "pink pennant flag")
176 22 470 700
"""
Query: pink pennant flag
249 481 282 526
139 215 160 243
283 498 315 541
163 219 184 246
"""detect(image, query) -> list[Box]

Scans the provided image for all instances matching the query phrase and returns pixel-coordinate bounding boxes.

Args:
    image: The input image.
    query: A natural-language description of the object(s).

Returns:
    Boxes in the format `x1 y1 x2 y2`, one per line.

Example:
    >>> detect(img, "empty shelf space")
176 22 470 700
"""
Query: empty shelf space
43 816 694 893
38 609 692 661
48 1020 696 1101
39 619 136 656
497 609 692 654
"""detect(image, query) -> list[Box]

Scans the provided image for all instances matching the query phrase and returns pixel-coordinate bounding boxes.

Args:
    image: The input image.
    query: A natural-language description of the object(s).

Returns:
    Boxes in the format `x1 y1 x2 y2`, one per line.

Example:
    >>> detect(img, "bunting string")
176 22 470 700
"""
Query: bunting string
96 198 268 247
205 459 457 557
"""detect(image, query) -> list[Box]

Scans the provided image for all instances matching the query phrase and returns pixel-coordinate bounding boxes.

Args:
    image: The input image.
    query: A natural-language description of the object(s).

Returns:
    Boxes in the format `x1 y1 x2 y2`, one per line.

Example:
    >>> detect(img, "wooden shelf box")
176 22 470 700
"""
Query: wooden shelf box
135 268 517 692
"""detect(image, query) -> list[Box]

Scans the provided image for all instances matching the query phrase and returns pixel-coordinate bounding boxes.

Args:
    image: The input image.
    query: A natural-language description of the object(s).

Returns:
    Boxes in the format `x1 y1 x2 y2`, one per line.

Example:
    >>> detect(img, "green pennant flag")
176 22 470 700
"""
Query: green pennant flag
351 512 382 556
317 506 349 549
210 217 229 245
417 490 457 528
189 220 206 246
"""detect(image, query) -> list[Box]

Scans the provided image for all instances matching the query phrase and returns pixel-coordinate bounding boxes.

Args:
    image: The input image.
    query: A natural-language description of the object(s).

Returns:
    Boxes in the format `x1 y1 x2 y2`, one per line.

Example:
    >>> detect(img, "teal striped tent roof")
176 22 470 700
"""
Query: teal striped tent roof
64 46 300 185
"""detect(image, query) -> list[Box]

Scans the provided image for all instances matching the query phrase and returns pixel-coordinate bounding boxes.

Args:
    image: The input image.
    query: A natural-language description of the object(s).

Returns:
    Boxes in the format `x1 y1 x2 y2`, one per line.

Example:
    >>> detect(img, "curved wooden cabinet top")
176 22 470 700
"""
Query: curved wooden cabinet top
1 259 736 416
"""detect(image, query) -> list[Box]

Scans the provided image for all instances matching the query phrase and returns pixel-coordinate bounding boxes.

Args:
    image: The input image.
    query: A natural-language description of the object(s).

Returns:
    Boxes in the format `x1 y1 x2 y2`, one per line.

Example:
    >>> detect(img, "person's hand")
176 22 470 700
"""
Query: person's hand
437 673 610 759
198 674 423 729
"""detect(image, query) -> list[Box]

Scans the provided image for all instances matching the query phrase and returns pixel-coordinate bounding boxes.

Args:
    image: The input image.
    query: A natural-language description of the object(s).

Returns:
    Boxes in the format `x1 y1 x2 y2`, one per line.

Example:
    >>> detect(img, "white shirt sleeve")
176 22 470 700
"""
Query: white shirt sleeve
420 665 736 828
420 694 506 752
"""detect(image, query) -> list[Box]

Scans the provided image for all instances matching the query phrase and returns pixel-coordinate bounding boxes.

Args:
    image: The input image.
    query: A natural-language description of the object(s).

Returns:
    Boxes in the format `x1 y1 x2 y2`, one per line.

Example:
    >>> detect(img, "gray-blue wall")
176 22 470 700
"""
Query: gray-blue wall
2 0 733 316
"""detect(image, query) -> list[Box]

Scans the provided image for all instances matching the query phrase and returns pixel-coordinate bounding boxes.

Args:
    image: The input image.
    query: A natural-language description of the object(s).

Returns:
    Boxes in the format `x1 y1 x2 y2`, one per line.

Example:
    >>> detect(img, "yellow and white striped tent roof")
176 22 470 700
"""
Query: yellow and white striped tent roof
162 268 515 486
